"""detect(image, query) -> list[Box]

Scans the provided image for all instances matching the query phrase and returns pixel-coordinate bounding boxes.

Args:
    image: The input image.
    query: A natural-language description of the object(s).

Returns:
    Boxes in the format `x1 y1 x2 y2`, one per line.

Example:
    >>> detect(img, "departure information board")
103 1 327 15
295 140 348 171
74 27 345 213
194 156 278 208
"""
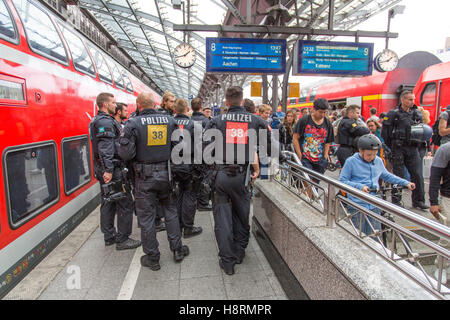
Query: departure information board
206 38 286 74
293 40 374 76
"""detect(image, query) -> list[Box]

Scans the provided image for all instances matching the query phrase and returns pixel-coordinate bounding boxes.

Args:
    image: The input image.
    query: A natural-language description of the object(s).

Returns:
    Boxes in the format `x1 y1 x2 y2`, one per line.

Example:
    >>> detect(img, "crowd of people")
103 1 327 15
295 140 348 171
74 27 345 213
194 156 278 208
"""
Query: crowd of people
89 87 449 282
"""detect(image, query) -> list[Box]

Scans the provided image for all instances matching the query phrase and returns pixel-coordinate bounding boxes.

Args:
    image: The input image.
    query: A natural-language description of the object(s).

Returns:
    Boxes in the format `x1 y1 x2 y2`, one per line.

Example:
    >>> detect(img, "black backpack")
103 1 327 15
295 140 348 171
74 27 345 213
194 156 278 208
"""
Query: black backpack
431 111 448 146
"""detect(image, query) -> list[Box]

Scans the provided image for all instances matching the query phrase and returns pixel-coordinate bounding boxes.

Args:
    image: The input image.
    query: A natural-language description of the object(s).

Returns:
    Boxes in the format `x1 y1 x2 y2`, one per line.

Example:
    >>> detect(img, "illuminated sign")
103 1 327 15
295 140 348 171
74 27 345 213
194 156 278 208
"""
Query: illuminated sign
293 40 374 76
206 38 286 74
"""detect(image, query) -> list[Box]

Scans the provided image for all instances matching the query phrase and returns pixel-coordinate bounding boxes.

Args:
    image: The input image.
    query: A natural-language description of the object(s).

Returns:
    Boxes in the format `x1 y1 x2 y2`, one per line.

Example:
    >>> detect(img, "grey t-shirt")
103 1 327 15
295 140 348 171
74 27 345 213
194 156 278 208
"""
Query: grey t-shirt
440 111 450 145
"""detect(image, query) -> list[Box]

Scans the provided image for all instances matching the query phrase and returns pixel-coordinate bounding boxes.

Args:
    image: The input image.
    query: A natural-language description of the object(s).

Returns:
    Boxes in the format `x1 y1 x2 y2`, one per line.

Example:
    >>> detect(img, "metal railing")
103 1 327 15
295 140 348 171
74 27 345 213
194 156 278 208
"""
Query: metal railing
272 151 450 299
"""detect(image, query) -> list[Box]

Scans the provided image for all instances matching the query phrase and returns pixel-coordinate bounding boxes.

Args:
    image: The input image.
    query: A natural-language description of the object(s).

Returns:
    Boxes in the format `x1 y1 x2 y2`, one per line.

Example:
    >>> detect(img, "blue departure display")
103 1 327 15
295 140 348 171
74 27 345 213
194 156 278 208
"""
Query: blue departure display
206 38 286 74
293 40 374 76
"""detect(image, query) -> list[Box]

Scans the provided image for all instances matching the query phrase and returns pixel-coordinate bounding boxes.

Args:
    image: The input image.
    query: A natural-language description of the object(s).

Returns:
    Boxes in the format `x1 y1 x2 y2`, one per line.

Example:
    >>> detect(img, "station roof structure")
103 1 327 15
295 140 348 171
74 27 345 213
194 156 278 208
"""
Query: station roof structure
78 0 403 101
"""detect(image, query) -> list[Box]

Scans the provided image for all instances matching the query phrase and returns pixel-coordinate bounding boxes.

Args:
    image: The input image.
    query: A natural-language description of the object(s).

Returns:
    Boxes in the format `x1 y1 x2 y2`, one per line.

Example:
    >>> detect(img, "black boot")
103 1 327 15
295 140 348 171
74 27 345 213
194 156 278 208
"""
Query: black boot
219 260 235 275
116 238 141 250
183 226 203 238
174 245 190 262
140 255 160 271
413 201 430 210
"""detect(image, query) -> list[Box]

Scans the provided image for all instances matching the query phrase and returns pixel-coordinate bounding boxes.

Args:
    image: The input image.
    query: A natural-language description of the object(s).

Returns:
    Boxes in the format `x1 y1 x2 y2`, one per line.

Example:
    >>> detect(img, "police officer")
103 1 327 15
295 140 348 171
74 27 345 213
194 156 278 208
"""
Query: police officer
190 97 212 211
89 93 141 250
382 90 429 210
118 92 189 271
172 98 203 237
131 98 167 232
114 102 128 128
158 90 175 116
205 86 267 275
336 104 370 166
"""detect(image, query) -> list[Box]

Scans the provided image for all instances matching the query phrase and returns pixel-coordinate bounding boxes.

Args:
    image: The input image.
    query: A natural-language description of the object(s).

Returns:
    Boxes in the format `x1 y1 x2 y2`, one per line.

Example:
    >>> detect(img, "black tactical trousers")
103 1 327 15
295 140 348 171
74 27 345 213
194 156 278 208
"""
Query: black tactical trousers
99 169 133 243
174 165 196 230
213 170 251 268
391 145 425 204
193 165 211 208
134 169 182 260
336 146 354 167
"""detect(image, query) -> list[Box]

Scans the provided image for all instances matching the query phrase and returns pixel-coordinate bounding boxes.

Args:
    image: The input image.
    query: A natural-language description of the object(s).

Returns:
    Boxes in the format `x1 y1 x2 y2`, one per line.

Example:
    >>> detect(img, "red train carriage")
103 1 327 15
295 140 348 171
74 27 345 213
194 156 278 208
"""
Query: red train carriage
0 0 160 297
287 51 441 121
414 61 450 125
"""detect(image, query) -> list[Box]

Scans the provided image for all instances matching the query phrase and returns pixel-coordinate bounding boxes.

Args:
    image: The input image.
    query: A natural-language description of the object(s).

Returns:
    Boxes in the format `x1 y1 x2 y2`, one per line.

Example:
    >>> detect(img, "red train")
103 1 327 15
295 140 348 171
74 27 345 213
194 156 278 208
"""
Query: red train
286 51 448 124
0 0 160 297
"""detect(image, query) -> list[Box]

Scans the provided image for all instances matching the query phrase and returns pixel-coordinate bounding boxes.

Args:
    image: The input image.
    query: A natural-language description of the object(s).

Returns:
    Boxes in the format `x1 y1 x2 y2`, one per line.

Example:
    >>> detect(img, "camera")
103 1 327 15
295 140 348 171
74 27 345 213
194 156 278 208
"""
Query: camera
101 180 127 202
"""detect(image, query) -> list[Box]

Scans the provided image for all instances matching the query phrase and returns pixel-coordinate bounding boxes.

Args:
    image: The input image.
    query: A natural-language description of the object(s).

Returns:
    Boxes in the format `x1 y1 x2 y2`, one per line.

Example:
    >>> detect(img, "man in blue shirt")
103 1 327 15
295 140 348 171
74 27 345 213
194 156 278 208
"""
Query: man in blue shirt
339 134 415 237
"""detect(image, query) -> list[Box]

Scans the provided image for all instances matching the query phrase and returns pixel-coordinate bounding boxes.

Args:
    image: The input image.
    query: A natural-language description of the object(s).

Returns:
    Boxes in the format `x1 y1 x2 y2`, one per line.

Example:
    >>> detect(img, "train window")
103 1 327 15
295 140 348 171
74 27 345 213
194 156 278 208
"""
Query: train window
62 136 91 195
109 61 125 90
420 82 437 107
289 98 296 105
123 72 133 93
0 74 26 105
4 142 59 228
59 24 96 78
12 0 68 65
88 45 113 85
309 88 318 102
299 89 308 103
0 0 18 43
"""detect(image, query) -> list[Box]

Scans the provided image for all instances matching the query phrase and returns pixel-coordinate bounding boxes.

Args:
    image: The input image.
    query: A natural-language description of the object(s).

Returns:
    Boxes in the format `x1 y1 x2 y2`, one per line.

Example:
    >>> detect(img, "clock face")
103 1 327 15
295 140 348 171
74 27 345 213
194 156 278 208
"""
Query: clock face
174 43 196 68
374 49 399 72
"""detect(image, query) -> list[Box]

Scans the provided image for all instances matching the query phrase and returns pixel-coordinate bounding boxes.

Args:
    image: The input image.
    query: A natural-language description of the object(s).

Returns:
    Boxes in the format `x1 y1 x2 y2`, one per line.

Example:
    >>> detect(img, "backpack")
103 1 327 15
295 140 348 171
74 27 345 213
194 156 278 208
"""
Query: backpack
334 118 343 144
431 111 448 146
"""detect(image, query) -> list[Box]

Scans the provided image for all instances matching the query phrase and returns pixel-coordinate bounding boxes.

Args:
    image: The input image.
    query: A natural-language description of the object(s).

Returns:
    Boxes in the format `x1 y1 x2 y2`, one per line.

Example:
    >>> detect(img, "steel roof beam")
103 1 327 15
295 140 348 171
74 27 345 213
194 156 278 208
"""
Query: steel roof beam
80 4 207 62
173 24 398 38
220 0 247 25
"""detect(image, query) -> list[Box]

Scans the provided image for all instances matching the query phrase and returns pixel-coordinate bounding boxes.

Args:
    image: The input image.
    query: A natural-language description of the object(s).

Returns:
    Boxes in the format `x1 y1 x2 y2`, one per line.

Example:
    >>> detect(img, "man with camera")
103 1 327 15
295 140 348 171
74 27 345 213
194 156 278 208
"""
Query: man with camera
381 90 430 210
89 92 141 250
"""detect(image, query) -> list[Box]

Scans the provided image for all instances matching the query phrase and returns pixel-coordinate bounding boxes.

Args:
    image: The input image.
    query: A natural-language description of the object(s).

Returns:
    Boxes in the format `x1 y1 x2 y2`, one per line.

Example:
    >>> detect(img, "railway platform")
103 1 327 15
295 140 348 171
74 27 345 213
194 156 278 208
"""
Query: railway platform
4 205 288 300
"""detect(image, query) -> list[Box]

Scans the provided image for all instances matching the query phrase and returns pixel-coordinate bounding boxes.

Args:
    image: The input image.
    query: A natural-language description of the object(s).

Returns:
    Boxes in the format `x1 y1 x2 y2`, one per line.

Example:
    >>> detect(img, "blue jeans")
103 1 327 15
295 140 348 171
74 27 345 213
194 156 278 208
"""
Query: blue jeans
348 203 382 240
300 157 326 183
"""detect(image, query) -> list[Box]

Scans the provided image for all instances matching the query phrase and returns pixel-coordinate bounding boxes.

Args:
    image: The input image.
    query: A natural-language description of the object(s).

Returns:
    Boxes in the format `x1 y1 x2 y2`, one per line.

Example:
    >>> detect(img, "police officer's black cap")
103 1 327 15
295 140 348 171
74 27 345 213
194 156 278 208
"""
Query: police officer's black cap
313 98 329 110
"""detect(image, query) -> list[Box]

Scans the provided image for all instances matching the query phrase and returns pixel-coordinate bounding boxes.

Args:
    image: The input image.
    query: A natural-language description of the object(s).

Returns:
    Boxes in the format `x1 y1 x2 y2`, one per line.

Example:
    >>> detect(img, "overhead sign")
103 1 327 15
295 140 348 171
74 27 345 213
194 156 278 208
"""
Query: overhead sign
288 83 300 98
293 40 374 77
250 82 262 97
206 38 286 74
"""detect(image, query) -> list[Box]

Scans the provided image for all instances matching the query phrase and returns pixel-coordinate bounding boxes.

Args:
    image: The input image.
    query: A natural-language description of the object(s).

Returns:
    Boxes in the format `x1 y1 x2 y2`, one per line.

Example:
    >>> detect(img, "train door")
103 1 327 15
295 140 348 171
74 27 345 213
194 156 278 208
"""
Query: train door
437 79 450 118
417 81 439 125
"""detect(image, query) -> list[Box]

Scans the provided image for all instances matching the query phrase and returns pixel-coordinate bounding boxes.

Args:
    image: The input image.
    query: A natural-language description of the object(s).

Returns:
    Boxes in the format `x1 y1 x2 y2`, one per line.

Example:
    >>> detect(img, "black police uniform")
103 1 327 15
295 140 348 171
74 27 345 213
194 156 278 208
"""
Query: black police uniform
173 114 201 236
118 108 187 264
381 105 426 206
205 106 269 273
132 109 166 230
191 111 212 209
336 116 370 166
89 111 134 245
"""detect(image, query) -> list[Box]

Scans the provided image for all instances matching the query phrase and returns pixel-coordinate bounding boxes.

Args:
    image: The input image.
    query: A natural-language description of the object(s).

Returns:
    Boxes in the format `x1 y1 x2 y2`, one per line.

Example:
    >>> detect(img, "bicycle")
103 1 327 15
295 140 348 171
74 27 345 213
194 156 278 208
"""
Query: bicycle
326 144 341 172
368 184 411 251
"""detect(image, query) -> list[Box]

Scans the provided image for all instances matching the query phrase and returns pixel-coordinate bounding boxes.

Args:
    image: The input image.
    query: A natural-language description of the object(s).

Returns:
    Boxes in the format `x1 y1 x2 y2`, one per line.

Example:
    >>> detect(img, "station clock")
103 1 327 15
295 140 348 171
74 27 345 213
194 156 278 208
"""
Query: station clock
174 43 196 68
374 49 399 72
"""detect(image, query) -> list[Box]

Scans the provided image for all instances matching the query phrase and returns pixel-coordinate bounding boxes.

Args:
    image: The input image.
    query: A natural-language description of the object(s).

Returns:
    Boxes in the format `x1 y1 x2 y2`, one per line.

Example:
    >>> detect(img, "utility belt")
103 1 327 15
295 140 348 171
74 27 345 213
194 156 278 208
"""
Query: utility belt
133 161 168 179
217 164 247 176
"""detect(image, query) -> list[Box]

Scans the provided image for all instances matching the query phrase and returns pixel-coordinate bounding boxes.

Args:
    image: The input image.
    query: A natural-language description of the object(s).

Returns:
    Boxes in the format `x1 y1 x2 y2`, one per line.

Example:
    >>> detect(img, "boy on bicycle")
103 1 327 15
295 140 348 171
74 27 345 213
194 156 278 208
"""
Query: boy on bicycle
339 134 415 237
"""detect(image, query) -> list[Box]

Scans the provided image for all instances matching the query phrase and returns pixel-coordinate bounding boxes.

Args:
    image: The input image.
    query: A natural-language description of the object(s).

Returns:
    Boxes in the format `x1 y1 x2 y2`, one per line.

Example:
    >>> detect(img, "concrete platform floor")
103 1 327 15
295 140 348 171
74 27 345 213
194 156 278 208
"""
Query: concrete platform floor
4 205 287 300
